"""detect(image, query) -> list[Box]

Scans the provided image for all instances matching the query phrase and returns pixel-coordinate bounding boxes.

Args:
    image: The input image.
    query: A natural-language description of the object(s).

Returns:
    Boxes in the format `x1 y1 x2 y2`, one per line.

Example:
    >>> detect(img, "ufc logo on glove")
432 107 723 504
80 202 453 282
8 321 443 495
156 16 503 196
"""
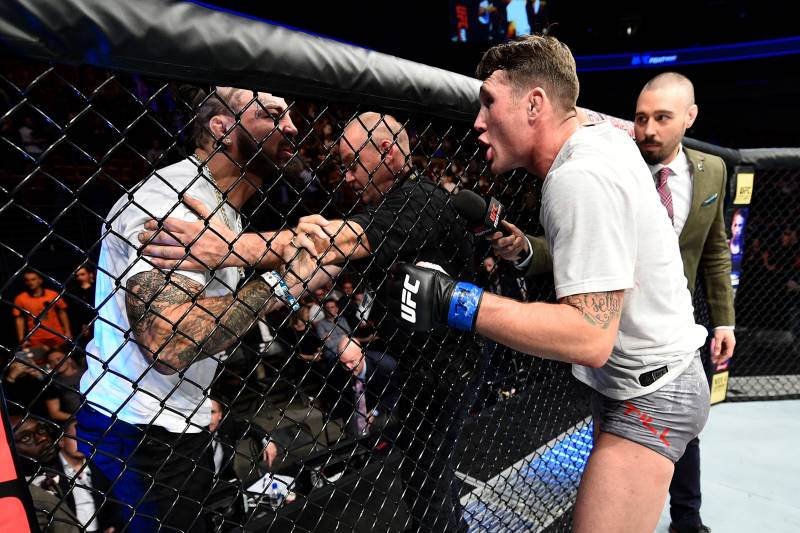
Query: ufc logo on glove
401 275 420 323
389 262 484 333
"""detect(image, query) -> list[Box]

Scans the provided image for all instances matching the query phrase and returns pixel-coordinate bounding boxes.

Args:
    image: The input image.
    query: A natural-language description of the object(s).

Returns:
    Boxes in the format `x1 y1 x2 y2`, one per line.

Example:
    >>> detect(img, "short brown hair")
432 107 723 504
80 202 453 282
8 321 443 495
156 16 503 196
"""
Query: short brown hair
476 34 579 113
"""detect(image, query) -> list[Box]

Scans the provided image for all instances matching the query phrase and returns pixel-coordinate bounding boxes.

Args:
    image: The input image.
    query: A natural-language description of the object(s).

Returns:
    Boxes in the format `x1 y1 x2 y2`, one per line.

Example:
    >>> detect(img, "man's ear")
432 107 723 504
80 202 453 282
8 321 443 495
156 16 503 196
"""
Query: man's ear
380 138 394 162
209 115 234 146
527 87 546 119
686 104 698 129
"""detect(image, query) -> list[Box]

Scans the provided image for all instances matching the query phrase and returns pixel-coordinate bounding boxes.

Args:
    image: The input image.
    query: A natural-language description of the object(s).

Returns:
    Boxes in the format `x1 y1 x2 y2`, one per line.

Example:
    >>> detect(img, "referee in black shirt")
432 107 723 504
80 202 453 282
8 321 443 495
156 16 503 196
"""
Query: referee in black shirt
297 112 478 532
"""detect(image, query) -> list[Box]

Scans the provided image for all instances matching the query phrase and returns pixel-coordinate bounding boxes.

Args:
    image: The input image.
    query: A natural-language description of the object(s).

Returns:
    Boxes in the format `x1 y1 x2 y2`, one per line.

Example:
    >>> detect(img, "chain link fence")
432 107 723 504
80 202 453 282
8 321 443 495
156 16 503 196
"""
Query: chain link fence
726 167 800 400
0 53 593 532
1 2 798 532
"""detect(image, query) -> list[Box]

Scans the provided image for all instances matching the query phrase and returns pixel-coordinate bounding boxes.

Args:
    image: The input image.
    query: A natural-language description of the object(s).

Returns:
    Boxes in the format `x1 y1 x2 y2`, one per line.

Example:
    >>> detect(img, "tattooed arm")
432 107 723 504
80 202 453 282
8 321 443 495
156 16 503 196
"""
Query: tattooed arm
126 233 318 375
474 290 624 368
125 271 282 374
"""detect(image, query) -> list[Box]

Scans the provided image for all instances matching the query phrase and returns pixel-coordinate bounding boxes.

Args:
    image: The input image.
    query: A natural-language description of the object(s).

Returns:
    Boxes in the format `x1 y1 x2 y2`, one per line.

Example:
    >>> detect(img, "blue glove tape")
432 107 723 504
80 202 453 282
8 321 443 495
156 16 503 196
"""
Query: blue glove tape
447 282 484 331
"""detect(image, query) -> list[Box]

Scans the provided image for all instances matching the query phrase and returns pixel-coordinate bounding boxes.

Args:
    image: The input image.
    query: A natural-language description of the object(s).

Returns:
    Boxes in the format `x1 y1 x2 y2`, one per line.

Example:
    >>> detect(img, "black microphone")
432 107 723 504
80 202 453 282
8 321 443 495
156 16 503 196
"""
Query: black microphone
452 189 511 237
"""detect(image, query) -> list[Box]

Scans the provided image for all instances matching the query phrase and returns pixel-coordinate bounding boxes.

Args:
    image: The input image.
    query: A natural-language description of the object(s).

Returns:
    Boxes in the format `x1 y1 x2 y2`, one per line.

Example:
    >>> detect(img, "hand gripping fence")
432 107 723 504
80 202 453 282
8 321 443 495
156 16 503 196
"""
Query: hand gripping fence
1 1 799 532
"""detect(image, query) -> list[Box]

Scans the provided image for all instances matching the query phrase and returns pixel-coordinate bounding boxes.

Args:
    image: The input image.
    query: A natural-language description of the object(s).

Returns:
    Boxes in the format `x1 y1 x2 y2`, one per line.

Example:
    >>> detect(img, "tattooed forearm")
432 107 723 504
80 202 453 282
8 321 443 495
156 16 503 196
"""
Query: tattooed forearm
126 270 276 374
562 291 622 330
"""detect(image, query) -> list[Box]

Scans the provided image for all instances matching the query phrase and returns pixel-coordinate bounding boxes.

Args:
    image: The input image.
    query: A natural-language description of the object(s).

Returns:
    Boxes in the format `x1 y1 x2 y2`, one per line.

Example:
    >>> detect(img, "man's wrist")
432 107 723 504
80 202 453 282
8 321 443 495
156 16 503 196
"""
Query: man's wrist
514 239 534 270
714 325 735 331
236 233 266 269
261 271 300 312
446 282 484 331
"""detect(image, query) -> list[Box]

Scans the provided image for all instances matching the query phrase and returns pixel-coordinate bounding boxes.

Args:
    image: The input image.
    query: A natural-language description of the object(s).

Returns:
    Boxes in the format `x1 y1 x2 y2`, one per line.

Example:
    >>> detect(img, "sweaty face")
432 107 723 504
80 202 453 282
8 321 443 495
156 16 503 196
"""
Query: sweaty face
233 92 299 179
634 88 692 165
474 71 529 175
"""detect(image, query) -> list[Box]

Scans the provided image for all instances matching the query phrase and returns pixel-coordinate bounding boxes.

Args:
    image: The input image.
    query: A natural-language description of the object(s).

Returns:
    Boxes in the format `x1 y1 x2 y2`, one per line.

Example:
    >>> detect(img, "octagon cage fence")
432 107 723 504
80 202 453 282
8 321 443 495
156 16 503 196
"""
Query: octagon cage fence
0 1 798 532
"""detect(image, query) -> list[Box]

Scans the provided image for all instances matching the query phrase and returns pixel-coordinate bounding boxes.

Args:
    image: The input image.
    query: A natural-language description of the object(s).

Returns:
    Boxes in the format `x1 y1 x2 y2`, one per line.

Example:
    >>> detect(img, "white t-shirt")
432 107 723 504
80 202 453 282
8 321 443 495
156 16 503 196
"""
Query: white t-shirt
81 158 243 432
541 122 707 400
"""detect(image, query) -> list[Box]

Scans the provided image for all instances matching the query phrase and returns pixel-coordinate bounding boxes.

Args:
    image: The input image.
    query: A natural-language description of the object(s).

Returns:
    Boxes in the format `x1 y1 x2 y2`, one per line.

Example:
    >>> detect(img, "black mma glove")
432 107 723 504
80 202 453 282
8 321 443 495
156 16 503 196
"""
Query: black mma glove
387 262 484 332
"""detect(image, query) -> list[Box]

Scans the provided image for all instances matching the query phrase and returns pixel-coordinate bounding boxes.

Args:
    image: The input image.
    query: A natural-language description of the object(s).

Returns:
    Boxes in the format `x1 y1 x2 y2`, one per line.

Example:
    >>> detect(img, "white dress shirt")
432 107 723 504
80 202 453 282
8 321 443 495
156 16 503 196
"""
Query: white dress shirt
212 437 226 477
648 144 693 236
59 453 100 532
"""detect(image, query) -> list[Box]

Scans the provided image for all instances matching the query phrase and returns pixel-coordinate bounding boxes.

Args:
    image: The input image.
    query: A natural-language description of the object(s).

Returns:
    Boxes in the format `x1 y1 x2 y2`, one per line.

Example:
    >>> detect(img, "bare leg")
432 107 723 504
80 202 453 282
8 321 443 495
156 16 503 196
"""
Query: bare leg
574 431 674 533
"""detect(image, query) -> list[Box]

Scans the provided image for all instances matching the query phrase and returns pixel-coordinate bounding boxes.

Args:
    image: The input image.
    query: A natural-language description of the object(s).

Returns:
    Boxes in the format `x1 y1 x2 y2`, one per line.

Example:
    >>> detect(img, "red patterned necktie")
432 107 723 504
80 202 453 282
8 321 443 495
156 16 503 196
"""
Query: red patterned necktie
656 167 674 224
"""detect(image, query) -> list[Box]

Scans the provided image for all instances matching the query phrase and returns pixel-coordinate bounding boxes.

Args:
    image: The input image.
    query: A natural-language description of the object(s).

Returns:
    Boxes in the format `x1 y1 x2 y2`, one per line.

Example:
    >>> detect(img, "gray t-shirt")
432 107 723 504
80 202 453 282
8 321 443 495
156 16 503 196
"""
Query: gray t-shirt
541 122 707 400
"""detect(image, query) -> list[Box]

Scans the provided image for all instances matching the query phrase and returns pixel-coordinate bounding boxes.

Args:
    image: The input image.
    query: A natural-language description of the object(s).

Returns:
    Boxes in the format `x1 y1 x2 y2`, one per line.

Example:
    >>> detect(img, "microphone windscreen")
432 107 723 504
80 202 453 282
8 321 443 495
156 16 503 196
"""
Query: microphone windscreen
452 190 487 224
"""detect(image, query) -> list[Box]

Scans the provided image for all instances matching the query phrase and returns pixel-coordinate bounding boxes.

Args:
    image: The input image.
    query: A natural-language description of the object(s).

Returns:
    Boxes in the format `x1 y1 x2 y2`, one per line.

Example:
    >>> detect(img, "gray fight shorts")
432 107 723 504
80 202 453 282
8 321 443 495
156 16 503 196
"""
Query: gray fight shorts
590 354 710 463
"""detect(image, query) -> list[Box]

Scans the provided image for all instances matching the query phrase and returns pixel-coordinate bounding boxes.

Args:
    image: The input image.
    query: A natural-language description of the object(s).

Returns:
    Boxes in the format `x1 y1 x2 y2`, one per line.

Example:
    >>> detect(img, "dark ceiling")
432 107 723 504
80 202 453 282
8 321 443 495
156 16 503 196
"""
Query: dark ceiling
198 1 799 148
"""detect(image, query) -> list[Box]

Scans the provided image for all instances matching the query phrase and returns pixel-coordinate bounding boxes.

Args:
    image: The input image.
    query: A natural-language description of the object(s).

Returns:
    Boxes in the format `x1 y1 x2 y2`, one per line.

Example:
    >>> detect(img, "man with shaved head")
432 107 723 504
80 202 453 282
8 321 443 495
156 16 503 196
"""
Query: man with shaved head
296 112 477 531
635 72 735 533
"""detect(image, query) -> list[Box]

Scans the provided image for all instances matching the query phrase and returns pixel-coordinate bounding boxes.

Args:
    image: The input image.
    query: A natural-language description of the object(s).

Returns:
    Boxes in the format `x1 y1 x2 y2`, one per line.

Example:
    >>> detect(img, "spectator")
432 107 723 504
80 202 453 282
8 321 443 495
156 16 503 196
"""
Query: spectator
319 337 399 440
729 209 747 291
788 250 800 344
276 305 325 399
3 354 58 421
18 115 45 157
13 270 72 361
279 305 324 363
763 225 799 330
337 279 355 309
70 265 97 347
207 398 312 517
208 398 288 476
476 255 527 300
55 420 119 533
306 287 325 323
314 298 352 364
45 351 86 423
10 410 80 533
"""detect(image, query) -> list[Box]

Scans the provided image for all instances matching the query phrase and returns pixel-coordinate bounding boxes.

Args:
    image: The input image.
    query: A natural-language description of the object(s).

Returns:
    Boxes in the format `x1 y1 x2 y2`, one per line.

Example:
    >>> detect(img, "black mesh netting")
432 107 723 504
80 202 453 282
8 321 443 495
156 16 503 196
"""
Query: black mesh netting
724 167 800 401
0 58 592 533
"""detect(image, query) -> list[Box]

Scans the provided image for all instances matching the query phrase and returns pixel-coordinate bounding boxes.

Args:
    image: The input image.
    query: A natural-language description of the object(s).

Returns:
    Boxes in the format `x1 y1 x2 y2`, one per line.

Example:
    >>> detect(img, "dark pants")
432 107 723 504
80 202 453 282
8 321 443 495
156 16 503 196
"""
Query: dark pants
77 405 214 532
669 436 702 528
397 353 484 533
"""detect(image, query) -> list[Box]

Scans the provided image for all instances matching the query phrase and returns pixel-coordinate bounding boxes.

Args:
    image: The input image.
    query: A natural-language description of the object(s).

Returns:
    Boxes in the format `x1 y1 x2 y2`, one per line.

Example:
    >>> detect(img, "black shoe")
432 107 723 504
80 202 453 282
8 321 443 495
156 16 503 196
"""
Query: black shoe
669 524 711 533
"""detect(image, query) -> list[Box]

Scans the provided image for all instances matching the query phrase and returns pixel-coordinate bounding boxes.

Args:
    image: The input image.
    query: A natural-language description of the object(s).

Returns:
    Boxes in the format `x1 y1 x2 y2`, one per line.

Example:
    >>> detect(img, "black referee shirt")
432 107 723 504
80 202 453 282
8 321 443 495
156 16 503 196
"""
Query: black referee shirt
348 174 478 377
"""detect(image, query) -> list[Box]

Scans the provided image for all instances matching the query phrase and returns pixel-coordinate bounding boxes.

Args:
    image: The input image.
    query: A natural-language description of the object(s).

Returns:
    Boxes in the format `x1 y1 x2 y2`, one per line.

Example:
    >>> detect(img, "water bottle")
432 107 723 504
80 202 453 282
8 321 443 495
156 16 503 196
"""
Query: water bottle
269 481 282 510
